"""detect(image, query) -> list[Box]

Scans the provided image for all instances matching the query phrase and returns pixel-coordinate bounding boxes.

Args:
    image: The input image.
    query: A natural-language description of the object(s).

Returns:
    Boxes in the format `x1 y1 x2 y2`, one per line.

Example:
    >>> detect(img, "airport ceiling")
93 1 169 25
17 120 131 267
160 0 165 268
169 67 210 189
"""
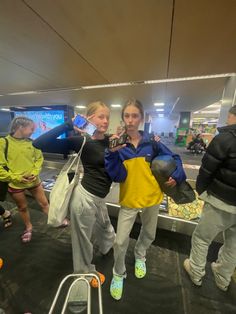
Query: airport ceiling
0 0 236 115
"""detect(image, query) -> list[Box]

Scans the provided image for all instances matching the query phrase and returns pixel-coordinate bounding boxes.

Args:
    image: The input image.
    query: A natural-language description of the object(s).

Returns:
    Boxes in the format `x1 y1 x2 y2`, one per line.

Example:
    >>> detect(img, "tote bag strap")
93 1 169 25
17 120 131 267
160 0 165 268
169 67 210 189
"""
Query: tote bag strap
74 136 86 174
67 136 86 174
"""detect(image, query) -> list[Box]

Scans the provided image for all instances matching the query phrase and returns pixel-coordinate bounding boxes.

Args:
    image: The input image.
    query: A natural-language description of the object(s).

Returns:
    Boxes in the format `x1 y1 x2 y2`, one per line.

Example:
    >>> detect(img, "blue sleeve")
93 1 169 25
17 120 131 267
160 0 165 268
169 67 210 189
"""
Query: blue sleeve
154 142 186 183
104 149 127 183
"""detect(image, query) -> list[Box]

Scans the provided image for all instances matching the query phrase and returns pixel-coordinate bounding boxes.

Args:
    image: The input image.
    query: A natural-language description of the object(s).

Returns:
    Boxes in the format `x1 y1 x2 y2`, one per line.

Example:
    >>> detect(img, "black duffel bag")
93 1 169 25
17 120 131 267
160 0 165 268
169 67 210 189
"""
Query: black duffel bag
151 155 196 204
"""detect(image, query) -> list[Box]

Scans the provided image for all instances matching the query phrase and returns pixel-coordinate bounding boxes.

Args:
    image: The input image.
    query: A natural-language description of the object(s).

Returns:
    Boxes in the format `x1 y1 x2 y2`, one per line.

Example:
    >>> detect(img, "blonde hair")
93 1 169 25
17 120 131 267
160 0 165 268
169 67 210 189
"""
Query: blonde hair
86 101 109 116
10 116 34 135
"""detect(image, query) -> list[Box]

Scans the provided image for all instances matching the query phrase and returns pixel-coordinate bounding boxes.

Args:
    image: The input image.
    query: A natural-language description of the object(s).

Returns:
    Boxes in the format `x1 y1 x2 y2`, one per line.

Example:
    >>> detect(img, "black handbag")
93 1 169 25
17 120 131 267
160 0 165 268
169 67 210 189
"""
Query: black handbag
0 138 9 202
151 155 196 204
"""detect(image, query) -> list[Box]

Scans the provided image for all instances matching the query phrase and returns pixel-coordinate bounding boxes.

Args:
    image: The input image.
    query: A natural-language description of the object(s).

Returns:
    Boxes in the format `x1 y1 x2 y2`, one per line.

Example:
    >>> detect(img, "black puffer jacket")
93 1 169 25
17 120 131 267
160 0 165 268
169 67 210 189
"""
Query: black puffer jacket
196 124 236 206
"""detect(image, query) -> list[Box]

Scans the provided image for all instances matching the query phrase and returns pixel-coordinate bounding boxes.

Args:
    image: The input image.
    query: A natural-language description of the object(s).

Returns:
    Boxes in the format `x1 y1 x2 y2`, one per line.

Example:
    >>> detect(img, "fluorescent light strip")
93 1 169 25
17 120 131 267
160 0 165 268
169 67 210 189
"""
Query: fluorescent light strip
82 82 132 90
7 91 38 95
200 110 220 114
76 105 86 109
2 73 234 96
111 104 121 108
144 73 234 84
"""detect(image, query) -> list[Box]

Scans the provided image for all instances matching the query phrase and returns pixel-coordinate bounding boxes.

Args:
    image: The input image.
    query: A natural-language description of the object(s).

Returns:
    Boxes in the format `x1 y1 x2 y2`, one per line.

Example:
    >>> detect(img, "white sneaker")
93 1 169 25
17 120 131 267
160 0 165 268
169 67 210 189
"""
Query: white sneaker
183 259 202 286
211 262 228 292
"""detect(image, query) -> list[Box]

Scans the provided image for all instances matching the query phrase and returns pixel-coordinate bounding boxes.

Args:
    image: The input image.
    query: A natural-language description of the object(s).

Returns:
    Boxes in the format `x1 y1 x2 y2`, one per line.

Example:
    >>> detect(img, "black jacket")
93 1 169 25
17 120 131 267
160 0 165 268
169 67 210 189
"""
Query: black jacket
196 124 236 206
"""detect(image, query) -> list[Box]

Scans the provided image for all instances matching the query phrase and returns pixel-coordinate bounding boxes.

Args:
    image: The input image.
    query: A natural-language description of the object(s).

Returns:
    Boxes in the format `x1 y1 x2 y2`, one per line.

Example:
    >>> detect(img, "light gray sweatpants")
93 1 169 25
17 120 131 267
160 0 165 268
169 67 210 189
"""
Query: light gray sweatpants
189 202 236 286
69 184 115 273
113 205 159 276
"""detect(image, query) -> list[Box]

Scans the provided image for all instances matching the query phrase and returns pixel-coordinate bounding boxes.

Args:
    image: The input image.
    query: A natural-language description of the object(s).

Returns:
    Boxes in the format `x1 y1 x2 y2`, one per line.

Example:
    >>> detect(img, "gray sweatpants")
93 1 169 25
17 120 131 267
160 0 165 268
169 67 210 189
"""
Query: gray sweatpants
189 202 236 286
69 184 115 273
113 205 159 276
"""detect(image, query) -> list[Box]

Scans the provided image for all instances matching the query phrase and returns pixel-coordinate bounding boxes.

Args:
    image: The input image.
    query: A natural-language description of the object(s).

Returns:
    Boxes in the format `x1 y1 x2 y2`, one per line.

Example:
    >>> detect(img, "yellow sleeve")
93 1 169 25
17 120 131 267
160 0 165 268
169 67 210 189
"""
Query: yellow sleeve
0 138 8 181
31 147 44 177
0 138 22 183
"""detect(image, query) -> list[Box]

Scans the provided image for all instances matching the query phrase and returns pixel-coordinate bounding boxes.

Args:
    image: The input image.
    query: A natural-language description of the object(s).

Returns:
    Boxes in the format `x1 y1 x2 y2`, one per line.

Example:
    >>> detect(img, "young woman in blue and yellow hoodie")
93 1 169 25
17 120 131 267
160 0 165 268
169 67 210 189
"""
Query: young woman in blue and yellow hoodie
105 99 186 300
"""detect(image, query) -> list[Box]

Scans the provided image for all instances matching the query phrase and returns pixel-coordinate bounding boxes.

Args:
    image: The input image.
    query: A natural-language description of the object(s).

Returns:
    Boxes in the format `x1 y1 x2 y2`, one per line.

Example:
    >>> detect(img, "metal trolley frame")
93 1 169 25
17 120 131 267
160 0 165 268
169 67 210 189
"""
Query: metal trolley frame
48 273 103 314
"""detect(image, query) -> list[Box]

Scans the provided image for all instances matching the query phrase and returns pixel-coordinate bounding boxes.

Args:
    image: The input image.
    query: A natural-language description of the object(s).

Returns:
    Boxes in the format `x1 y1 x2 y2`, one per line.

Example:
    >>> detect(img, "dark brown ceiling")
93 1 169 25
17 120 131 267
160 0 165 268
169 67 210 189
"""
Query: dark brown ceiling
0 0 235 113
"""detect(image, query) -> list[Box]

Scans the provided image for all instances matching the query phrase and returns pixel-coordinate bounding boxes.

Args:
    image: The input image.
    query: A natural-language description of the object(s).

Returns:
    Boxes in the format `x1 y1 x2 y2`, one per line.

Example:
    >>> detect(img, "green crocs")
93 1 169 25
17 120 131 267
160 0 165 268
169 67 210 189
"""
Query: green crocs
110 275 124 300
135 259 146 278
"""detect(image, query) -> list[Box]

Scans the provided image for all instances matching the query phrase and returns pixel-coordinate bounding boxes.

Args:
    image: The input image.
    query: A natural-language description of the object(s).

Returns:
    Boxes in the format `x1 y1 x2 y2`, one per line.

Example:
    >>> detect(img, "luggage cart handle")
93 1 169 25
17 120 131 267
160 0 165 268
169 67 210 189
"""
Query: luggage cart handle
48 273 103 314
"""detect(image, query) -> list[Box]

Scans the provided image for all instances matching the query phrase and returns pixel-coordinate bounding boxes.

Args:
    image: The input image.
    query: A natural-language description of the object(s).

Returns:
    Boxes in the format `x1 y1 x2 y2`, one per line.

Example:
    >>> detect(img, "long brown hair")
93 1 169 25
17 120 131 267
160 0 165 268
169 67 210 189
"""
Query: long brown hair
121 99 144 120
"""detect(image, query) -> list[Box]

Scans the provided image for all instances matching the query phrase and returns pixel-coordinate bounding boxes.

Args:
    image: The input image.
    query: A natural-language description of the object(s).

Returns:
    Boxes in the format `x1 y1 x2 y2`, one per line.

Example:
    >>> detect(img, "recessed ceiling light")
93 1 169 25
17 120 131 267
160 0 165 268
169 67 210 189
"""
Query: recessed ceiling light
156 108 164 112
154 102 164 106
111 104 121 108
76 105 86 109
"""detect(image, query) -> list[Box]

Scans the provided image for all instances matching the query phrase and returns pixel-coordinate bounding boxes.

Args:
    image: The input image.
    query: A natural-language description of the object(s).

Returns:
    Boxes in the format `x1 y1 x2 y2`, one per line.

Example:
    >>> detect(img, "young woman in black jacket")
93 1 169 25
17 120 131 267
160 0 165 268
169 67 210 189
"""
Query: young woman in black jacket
33 102 115 290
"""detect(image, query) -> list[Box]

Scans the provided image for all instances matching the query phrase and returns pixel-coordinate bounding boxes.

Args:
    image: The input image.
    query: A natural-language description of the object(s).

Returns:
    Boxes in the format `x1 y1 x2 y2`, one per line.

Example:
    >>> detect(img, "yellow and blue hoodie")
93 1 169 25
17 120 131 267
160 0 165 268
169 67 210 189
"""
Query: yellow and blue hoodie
0 135 43 189
105 132 186 209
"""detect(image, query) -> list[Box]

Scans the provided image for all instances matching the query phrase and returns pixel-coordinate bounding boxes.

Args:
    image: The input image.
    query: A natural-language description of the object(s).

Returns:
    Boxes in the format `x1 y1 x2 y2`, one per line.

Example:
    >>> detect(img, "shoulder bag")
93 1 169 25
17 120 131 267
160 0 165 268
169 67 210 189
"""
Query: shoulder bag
47 137 86 226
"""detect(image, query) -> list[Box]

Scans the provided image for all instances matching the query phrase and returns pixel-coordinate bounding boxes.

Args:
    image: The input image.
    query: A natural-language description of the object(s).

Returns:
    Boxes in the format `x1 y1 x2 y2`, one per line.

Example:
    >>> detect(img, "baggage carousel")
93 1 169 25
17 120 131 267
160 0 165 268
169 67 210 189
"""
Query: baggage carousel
41 156 203 239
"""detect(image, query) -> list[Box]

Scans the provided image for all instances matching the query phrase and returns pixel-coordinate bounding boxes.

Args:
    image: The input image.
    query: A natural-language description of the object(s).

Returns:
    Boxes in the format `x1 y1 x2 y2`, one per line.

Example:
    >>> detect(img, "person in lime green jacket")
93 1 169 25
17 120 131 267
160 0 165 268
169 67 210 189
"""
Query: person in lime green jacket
0 116 49 242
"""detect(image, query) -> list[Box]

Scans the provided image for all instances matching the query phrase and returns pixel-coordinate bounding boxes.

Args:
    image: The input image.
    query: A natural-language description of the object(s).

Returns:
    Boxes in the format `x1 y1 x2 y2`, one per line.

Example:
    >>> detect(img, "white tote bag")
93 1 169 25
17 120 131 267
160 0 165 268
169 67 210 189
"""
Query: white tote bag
47 137 86 227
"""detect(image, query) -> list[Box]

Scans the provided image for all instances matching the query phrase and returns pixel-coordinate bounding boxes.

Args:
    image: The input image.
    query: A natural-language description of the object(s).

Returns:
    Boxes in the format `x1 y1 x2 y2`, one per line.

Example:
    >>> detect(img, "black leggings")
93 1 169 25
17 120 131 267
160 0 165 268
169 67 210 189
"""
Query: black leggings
0 204 5 216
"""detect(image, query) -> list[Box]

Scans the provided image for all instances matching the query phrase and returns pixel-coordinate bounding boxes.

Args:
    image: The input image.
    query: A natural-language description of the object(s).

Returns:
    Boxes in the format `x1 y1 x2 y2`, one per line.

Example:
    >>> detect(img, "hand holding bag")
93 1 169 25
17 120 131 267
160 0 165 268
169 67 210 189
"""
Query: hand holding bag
151 155 196 204
48 137 86 227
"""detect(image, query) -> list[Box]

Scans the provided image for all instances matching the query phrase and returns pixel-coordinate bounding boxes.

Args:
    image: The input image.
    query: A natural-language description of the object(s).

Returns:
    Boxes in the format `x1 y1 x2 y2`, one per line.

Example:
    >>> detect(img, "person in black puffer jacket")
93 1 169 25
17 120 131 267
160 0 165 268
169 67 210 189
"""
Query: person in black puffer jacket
183 105 236 292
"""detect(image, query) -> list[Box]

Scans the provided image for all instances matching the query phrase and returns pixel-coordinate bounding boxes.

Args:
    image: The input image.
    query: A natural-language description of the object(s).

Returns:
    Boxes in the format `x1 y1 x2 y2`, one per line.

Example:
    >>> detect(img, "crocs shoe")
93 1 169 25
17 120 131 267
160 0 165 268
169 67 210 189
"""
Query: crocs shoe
135 259 146 278
110 275 124 300
183 259 202 286
90 272 105 288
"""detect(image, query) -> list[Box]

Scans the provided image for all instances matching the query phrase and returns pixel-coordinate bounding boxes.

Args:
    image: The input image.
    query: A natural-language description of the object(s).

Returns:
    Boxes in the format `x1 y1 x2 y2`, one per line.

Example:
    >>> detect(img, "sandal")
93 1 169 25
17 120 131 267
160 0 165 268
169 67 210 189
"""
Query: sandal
21 229 32 243
3 213 12 228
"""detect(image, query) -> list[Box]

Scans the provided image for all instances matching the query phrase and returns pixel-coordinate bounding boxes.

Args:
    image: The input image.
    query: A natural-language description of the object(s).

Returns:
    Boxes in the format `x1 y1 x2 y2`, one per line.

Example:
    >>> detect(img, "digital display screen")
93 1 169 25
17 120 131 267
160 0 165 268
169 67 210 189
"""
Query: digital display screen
14 110 65 139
